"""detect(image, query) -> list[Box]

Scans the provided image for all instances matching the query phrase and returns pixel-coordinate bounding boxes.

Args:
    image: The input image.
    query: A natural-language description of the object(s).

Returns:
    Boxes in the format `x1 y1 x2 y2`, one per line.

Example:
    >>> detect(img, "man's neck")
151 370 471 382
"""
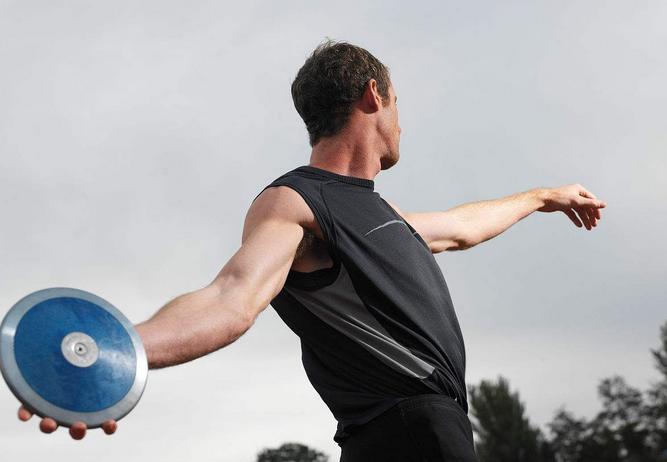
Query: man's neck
308 133 382 181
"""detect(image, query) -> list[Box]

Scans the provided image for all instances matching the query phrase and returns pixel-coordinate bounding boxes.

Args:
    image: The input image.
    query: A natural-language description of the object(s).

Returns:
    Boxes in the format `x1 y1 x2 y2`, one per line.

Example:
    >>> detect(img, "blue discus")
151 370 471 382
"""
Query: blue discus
0 288 148 428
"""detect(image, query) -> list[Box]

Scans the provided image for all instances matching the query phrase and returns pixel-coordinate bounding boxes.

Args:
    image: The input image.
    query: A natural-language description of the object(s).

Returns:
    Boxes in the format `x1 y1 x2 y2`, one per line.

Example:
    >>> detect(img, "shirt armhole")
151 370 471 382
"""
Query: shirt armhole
262 183 341 291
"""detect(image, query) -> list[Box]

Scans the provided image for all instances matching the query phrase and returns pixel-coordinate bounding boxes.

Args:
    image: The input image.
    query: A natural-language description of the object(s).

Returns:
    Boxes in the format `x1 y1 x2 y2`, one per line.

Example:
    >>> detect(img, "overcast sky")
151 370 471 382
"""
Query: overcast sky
1 1 666 461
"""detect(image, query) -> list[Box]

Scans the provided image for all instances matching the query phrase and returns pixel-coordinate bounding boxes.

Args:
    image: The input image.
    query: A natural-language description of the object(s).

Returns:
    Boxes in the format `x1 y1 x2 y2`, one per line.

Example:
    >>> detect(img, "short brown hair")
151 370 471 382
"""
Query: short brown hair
291 40 391 147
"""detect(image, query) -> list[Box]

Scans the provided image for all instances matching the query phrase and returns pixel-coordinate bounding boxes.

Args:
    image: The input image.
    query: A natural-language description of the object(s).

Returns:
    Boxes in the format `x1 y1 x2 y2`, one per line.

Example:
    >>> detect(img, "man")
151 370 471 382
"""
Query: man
18 41 605 461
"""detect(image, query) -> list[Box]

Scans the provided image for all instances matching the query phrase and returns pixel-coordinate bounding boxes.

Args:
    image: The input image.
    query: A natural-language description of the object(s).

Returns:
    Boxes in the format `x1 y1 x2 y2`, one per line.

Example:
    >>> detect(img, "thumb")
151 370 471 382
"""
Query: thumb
583 198 606 208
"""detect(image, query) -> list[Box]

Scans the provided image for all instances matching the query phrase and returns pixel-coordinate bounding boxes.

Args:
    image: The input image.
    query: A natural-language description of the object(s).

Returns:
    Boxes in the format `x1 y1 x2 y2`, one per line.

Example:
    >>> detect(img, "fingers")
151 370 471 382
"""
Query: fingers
102 420 117 435
574 184 606 229
69 422 87 440
21 406 60 434
584 206 597 228
585 198 606 215
563 209 582 228
579 196 606 228
18 405 33 422
40 418 59 434
575 207 591 230
577 184 606 219
19 406 93 439
571 204 606 230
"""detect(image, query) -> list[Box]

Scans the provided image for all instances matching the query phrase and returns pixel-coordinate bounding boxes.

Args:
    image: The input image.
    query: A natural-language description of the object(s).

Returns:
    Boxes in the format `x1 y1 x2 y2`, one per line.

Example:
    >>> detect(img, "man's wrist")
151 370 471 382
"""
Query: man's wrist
533 188 551 212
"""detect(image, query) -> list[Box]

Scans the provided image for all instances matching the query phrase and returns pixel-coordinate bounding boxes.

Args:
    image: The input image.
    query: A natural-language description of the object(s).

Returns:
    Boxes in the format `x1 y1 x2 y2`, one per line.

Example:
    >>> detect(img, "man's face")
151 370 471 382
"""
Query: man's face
379 83 401 170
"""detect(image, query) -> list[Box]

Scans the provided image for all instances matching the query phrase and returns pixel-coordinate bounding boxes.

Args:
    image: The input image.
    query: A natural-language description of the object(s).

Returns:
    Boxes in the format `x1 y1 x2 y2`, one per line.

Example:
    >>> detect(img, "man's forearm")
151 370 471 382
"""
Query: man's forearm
135 285 251 370
447 188 548 249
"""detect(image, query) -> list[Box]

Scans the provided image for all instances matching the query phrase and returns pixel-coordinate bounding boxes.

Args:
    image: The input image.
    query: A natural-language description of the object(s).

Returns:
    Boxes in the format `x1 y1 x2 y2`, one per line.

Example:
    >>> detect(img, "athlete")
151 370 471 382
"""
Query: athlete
18 41 606 461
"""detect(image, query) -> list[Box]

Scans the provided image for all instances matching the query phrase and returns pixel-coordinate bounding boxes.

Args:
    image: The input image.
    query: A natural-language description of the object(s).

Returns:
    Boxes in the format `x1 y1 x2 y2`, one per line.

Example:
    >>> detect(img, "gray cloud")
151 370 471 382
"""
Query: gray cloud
1 1 666 460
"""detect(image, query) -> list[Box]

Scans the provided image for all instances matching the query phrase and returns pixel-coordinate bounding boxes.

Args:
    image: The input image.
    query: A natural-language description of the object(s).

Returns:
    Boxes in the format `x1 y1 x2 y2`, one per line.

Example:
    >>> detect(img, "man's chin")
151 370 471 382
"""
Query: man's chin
380 153 399 170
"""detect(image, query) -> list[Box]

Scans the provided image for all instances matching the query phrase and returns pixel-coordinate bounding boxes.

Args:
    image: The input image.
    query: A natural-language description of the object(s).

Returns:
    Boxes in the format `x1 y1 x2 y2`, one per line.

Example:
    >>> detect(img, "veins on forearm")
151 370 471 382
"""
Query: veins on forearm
135 289 249 370
448 188 546 248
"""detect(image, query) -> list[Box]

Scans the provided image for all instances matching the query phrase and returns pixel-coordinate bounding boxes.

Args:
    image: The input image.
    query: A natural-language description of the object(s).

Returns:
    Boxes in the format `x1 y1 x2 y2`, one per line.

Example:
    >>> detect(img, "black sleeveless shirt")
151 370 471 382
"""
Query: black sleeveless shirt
255 165 468 444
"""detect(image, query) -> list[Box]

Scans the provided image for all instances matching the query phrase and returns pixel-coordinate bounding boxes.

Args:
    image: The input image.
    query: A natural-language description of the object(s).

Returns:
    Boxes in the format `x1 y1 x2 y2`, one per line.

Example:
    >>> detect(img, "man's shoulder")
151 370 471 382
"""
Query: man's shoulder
264 165 328 189
247 183 315 229
242 185 323 245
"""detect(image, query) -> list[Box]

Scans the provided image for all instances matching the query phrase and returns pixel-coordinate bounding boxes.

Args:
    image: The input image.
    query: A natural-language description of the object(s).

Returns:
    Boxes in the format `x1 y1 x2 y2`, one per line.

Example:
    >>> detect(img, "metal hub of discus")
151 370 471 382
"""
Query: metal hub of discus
0 288 148 428
61 332 99 368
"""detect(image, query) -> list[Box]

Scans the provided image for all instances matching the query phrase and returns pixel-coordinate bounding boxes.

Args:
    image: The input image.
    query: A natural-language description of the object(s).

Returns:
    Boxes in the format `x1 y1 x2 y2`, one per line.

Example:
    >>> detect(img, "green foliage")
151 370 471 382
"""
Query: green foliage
469 376 555 462
646 381 667 456
470 320 667 462
548 409 597 462
647 322 667 458
256 443 329 462
547 321 667 462
548 377 654 462
652 323 667 379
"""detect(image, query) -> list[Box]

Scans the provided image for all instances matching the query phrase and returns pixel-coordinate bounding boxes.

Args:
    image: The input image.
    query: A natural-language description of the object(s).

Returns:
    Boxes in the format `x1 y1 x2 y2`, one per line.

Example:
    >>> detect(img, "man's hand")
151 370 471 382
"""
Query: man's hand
17 405 117 440
538 183 607 230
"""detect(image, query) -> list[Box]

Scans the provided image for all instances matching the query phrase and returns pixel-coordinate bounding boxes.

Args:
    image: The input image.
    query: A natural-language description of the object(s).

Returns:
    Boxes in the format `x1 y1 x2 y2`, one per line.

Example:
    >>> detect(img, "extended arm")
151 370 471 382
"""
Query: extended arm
137 186 309 369
389 183 607 253
18 186 312 436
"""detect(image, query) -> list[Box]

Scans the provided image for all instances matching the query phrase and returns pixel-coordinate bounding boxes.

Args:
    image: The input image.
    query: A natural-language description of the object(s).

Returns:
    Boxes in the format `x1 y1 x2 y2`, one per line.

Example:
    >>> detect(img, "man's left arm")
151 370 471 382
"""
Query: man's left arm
387 183 607 254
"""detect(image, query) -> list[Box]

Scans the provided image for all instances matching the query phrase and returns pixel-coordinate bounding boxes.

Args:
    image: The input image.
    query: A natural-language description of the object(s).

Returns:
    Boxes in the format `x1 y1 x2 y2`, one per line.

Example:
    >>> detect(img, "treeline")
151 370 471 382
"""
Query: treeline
469 321 667 462
256 443 329 462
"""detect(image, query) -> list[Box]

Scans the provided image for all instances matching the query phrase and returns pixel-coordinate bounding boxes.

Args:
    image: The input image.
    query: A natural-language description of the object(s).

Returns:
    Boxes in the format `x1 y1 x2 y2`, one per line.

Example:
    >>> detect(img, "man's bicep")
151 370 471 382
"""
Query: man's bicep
385 200 465 253
211 187 310 321
403 211 467 253
218 219 304 316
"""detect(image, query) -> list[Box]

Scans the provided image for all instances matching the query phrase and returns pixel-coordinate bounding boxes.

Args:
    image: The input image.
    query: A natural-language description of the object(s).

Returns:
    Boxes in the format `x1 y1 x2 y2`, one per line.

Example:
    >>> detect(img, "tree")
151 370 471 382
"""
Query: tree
548 320 667 462
256 443 329 462
595 376 655 461
548 406 626 462
548 378 661 462
469 376 555 462
470 321 667 462
647 322 667 459
647 380 667 460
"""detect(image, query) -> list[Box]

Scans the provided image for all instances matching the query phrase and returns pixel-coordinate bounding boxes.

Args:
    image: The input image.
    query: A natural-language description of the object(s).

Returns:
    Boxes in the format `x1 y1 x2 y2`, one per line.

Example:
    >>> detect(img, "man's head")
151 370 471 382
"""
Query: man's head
291 40 400 169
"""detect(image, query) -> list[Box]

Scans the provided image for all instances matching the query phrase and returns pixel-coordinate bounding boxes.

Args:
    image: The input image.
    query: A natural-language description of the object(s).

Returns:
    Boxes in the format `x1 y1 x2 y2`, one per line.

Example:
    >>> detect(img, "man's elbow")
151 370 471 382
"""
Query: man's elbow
210 299 257 349
232 305 259 339
430 237 473 253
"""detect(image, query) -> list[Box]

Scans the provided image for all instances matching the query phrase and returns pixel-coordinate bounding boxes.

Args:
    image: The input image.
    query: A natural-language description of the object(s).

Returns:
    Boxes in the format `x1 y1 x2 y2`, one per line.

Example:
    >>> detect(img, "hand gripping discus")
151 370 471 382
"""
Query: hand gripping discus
0 288 148 427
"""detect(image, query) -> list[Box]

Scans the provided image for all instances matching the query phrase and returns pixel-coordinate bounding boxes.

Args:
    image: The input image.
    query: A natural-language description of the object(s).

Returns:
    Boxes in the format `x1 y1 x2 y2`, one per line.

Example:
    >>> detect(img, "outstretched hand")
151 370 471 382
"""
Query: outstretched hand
18 405 117 440
538 183 607 230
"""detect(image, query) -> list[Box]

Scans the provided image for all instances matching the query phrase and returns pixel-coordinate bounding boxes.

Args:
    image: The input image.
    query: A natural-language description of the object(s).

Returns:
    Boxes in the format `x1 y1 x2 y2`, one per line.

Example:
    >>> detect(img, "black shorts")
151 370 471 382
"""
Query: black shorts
339 395 480 462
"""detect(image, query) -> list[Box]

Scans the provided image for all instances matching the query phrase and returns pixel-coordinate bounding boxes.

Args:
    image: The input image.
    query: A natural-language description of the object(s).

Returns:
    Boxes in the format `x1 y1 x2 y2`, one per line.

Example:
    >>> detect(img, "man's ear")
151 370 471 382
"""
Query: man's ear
361 79 383 113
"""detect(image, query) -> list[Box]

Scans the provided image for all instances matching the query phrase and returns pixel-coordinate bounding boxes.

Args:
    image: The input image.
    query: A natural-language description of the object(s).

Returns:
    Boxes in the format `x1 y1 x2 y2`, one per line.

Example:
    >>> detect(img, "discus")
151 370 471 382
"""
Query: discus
0 288 148 428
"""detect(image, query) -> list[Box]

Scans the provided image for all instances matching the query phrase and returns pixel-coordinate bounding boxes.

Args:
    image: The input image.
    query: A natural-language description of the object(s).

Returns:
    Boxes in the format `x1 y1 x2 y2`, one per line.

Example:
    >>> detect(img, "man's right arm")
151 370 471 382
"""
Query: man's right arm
136 185 311 369
19 185 312 438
